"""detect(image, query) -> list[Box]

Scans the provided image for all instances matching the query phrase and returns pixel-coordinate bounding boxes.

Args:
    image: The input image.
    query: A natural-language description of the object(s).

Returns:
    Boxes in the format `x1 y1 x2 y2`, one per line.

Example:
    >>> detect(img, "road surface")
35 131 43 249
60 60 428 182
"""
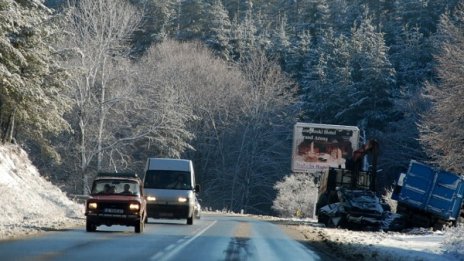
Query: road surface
0 214 339 261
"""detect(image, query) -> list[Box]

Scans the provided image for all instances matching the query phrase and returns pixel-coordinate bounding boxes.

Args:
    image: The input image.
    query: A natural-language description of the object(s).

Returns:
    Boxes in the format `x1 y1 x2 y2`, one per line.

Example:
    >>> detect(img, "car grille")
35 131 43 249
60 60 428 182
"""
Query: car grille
98 202 128 213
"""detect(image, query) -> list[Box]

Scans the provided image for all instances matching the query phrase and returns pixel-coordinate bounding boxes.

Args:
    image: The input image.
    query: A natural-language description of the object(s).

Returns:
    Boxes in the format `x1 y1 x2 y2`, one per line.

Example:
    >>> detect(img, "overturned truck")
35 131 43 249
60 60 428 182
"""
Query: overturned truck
392 160 464 230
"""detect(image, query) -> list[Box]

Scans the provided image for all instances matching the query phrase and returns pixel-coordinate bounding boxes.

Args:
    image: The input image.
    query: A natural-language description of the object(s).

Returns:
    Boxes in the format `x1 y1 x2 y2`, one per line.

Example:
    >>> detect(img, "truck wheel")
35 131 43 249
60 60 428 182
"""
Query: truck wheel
135 220 144 233
187 216 193 225
86 220 96 232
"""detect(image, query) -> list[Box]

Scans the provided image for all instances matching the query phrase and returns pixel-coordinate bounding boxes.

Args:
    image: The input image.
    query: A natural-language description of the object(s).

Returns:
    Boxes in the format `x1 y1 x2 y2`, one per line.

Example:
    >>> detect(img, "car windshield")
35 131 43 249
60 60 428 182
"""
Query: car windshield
144 170 191 190
91 179 140 195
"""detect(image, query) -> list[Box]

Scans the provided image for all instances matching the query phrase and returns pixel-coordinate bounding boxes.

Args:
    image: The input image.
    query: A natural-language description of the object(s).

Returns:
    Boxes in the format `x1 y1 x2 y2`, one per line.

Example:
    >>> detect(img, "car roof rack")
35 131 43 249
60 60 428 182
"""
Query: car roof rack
96 172 139 179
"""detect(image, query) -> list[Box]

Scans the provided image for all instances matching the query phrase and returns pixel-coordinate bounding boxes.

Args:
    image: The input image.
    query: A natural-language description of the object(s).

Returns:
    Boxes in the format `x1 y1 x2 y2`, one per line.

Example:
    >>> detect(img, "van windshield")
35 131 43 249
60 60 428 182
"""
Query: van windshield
144 170 192 190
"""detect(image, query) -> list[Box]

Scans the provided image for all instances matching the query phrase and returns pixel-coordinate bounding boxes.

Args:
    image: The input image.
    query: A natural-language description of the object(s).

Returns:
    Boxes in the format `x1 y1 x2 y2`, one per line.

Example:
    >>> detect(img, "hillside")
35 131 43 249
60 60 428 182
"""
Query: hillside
0 145 83 239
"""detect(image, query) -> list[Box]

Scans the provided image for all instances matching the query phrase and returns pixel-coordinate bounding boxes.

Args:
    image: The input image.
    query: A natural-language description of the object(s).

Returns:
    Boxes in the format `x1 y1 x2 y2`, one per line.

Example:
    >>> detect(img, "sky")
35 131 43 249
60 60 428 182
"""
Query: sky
0 144 463 261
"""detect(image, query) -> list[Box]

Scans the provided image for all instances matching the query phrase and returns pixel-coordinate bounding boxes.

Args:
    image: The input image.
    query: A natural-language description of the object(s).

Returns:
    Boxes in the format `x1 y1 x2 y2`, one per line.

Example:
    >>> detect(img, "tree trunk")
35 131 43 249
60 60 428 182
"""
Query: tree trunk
79 115 88 194
2 109 16 144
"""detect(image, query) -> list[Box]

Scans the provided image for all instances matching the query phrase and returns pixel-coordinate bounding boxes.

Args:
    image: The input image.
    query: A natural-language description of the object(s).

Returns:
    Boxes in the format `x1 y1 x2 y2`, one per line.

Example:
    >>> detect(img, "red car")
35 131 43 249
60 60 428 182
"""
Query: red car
85 173 147 233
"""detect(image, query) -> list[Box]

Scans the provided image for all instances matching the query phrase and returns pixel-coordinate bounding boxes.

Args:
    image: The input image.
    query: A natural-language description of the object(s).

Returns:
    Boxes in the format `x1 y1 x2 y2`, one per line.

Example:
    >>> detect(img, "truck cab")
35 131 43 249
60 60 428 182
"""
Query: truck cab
143 158 200 225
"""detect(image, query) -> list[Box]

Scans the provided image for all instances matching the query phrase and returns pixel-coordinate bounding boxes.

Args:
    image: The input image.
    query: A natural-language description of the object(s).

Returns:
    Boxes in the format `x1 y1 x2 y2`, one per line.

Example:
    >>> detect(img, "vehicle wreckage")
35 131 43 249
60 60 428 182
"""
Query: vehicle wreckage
316 141 464 231
315 139 402 231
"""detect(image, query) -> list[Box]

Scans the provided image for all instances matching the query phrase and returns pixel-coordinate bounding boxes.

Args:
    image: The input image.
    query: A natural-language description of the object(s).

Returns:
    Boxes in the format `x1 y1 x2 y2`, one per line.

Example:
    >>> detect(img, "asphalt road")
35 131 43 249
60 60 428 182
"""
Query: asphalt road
0 214 334 261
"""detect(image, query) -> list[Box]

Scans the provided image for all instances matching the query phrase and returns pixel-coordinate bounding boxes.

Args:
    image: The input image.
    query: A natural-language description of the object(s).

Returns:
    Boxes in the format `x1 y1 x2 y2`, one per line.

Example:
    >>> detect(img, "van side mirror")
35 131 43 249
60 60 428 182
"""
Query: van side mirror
195 184 200 193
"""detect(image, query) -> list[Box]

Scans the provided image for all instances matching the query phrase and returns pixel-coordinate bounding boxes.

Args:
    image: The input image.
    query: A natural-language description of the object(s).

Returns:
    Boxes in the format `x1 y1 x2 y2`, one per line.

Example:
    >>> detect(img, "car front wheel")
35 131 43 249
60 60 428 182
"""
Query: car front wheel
86 220 96 232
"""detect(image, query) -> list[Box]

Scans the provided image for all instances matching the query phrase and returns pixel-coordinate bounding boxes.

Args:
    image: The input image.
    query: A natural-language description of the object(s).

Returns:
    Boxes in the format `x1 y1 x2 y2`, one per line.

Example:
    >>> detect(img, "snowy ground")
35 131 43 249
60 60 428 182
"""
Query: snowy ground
278 221 464 261
0 144 463 261
0 145 84 239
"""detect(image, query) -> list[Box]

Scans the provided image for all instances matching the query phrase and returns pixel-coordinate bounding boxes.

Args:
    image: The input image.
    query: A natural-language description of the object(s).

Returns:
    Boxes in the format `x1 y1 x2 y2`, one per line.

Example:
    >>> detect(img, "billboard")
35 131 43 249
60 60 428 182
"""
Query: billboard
291 123 360 172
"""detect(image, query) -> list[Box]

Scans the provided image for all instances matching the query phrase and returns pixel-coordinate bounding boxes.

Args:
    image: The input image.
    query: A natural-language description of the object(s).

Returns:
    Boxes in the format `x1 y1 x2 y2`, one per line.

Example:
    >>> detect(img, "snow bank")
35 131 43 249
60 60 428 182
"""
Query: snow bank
0 145 84 239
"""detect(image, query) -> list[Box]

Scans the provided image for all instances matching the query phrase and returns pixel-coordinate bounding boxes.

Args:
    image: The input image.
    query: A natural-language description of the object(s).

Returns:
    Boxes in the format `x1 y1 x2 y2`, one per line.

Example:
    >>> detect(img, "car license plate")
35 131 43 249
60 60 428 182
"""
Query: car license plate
104 208 124 214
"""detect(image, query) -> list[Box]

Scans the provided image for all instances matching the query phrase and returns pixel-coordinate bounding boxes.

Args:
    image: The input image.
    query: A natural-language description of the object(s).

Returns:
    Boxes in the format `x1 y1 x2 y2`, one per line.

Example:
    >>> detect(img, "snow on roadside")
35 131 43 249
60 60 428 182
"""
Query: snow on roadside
0 145 84 240
257 215 464 261
297 225 456 261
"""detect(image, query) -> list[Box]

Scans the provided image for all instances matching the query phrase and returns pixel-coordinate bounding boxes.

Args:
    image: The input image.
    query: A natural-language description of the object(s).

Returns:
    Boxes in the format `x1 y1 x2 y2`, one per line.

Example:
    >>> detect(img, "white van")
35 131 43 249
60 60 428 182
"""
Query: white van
143 158 200 225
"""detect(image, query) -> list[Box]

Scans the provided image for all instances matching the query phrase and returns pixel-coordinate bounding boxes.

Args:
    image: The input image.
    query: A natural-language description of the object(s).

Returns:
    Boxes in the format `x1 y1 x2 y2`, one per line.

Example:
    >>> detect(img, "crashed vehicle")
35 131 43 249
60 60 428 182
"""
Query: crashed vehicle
318 188 395 231
316 140 404 231
392 160 464 230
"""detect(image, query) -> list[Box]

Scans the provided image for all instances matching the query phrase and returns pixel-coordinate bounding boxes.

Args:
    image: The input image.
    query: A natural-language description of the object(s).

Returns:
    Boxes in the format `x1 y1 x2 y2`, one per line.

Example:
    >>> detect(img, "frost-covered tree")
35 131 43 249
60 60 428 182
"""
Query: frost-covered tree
270 14 291 64
394 0 459 37
175 0 206 41
57 0 142 192
130 0 178 54
221 51 297 213
285 30 311 79
300 28 352 123
345 16 398 131
419 4 464 173
181 49 298 214
132 40 197 158
229 5 257 61
0 0 70 155
204 0 232 60
272 173 318 218
378 24 432 180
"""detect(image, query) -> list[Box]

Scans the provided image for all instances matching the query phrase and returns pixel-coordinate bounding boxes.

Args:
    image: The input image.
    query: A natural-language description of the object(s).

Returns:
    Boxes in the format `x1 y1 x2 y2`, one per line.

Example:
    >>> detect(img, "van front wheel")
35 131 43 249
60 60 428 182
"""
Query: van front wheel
187 216 193 225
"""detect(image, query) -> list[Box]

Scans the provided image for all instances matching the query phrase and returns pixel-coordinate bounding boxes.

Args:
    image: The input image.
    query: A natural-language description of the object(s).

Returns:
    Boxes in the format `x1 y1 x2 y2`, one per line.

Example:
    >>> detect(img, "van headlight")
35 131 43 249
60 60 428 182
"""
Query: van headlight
178 197 188 203
129 203 140 211
147 196 157 201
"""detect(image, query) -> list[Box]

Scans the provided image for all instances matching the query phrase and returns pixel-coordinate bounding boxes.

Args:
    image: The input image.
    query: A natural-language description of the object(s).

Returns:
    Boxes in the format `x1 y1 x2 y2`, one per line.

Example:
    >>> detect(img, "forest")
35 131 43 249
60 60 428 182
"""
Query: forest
1 0 464 216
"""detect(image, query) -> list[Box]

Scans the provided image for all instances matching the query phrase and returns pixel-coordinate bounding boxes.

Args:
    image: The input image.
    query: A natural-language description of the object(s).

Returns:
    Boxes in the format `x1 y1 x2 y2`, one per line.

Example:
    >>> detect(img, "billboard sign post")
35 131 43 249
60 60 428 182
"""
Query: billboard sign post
291 123 360 173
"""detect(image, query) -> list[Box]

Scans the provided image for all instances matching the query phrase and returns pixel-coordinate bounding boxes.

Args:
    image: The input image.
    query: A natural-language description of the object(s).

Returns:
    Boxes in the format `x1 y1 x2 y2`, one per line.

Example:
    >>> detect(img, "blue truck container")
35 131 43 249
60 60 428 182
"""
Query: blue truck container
392 160 464 227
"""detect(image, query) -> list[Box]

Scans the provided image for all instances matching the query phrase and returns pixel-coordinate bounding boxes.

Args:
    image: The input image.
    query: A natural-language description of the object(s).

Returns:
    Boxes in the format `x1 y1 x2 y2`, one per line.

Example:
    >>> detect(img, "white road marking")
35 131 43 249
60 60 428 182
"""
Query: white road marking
150 220 217 261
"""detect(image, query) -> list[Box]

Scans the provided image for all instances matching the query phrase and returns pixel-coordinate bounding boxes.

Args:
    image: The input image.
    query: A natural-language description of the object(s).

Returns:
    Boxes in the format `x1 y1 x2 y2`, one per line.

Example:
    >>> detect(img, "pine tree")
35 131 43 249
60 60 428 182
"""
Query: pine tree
175 0 207 41
300 28 352 123
0 0 70 154
285 30 311 79
345 17 398 131
270 14 291 63
130 0 178 54
229 7 257 61
204 0 232 60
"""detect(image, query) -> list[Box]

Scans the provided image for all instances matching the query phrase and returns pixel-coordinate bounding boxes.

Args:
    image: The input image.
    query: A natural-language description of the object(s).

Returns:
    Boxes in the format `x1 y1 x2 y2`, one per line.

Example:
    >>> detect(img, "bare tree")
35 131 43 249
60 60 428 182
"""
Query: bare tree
223 51 298 213
419 6 464 173
57 0 142 192
145 41 249 207
180 49 298 214
132 41 199 158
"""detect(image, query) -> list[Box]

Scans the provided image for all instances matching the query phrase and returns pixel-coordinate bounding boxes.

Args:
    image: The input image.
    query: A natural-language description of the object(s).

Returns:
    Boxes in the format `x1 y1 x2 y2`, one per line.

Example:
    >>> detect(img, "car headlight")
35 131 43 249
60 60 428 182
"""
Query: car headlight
178 197 188 203
88 202 97 209
129 203 140 211
146 196 156 201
